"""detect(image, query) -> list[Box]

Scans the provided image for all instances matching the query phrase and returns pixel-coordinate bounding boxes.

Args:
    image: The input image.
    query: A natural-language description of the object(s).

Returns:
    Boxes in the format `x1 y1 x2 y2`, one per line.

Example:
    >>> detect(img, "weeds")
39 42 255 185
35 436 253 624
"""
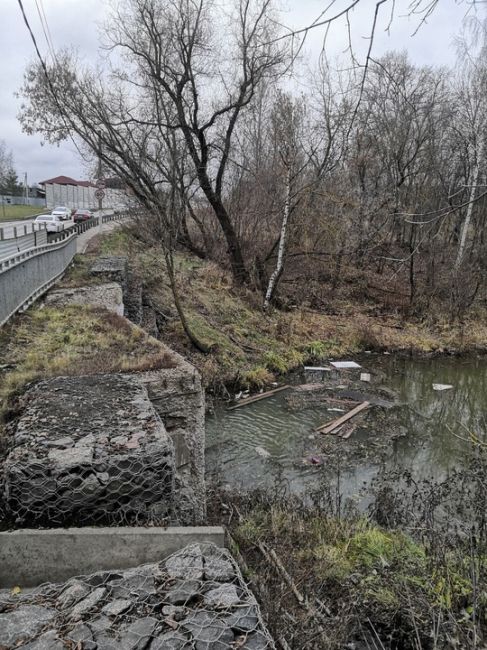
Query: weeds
0 304 176 429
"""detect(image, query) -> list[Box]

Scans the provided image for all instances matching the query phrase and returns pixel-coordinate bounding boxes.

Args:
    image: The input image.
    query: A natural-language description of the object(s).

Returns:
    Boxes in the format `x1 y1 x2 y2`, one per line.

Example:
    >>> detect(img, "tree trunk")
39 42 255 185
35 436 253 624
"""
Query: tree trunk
455 140 483 270
164 248 211 354
263 166 292 311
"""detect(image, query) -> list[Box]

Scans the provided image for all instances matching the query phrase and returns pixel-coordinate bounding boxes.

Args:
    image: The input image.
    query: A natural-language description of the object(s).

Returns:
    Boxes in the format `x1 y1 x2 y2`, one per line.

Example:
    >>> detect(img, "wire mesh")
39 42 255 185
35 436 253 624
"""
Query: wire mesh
0 542 275 649
0 374 198 529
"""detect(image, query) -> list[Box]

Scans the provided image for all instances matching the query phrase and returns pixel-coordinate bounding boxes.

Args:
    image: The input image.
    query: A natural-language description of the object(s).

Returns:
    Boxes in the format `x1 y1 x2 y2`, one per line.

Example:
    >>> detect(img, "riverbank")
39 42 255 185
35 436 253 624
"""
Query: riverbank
87 228 487 393
208 471 487 649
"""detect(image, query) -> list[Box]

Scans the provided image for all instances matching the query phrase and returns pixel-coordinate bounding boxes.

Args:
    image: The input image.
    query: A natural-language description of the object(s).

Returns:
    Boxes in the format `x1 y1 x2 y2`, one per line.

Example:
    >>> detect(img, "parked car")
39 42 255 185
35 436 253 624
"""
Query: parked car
34 214 65 233
73 209 94 223
51 206 72 221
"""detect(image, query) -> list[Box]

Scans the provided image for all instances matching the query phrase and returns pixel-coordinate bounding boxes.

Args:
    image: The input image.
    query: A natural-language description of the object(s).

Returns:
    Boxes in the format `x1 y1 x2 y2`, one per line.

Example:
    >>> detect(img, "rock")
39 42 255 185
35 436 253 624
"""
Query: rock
66 622 95 648
203 584 240 608
202 547 234 582
166 580 201 605
45 436 74 448
45 283 124 317
70 587 107 620
102 598 132 617
226 605 259 632
161 605 186 620
150 631 192 649
240 631 271 649
18 630 64 650
57 581 91 609
166 544 204 580
3 374 175 527
0 605 56 647
110 572 156 599
181 611 234 649
118 616 159 650
88 614 113 632
48 446 94 468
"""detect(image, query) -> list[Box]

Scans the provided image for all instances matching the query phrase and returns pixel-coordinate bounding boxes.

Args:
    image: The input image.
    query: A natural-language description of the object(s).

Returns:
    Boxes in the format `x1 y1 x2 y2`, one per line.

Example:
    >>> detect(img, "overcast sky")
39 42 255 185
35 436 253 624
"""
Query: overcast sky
0 0 482 186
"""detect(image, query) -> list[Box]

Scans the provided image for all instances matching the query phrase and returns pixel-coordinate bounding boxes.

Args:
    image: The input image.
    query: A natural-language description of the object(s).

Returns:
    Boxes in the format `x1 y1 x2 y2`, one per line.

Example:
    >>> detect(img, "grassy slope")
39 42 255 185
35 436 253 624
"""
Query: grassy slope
0 205 48 221
93 230 487 392
0 304 176 426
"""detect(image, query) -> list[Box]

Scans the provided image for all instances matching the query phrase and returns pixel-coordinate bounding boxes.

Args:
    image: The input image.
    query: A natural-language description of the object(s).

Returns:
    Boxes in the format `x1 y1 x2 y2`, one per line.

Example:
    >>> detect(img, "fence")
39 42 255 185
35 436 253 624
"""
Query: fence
0 225 47 259
0 230 77 326
0 211 131 326
1 195 45 208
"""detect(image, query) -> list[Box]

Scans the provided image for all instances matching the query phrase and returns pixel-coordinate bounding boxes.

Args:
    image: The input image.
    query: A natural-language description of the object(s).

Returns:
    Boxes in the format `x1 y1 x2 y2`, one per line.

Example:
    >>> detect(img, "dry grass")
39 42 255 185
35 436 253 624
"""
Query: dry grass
0 304 176 424
83 228 487 391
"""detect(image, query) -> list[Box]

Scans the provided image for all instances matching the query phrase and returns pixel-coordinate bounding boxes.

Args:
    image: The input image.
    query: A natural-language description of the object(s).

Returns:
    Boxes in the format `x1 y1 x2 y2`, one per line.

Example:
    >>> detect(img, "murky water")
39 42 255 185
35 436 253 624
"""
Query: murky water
206 355 487 498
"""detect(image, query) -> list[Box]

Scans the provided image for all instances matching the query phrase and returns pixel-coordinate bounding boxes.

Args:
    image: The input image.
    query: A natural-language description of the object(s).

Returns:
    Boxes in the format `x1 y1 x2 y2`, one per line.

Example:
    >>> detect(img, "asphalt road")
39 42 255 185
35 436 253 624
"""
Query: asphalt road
0 218 75 239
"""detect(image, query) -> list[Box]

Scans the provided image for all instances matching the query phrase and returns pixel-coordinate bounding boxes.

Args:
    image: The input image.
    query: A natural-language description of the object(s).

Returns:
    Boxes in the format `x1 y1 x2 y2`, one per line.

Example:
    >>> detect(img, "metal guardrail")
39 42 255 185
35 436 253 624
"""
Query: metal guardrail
0 228 48 259
0 232 77 327
0 211 131 327
0 222 47 241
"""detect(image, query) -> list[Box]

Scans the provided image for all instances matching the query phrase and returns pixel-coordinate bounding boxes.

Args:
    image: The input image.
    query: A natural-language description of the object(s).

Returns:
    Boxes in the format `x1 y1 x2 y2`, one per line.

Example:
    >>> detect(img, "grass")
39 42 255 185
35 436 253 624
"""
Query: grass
0 204 48 221
86 228 487 392
226 496 483 648
0 304 177 426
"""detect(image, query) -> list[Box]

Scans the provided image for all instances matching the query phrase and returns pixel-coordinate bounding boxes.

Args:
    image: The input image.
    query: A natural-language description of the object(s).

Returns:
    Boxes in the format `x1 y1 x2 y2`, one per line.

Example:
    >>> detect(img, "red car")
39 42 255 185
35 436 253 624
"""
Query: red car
73 209 94 223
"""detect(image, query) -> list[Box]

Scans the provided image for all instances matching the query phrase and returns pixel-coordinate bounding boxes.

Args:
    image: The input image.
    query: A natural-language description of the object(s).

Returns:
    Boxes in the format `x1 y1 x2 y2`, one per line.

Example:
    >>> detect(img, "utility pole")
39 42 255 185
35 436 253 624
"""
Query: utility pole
96 134 104 212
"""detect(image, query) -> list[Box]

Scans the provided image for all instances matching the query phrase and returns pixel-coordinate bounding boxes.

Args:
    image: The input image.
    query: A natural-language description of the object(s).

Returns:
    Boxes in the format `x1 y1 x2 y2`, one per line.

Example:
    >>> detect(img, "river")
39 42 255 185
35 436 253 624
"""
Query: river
206 355 487 501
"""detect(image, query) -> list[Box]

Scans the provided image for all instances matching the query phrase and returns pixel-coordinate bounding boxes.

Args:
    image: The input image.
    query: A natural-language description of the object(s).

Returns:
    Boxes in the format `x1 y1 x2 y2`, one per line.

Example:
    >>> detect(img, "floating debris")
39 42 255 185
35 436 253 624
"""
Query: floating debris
432 383 453 391
360 373 371 382
316 401 370 434
330 361 362 369
305 455 323 465
227 385 291 410
255 446 271 458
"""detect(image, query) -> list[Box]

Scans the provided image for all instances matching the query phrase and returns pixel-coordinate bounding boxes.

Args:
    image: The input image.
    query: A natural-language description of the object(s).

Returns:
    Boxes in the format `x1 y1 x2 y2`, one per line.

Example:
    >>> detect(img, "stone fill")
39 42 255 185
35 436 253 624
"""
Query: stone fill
0 543 275 650
1 374 175 527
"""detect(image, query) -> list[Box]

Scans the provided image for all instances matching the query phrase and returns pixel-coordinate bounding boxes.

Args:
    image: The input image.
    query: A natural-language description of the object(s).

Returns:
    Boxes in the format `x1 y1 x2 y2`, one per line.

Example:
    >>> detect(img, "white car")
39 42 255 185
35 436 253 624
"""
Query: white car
34 214 65 233
51 206 72 221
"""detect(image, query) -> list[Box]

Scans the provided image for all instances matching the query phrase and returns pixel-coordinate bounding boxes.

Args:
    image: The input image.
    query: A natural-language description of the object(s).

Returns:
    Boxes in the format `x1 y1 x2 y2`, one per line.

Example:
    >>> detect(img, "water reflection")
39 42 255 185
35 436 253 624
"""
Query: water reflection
206 355 487 496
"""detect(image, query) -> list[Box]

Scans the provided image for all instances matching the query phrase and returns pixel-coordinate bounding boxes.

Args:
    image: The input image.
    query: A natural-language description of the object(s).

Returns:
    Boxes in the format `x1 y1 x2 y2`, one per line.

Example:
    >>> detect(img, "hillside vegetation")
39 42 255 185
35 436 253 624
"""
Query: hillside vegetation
85 227 487 393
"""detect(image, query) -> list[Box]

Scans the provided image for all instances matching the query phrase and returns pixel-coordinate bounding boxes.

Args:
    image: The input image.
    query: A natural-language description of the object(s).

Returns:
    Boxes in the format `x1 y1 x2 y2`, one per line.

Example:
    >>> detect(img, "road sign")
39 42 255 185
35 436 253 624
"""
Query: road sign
96 179 106 190
94 189 105 200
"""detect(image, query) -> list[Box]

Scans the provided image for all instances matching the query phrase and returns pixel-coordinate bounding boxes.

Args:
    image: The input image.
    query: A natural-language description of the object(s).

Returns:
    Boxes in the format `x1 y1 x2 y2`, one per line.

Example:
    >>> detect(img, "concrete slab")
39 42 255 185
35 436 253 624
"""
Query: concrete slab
0 526 225 588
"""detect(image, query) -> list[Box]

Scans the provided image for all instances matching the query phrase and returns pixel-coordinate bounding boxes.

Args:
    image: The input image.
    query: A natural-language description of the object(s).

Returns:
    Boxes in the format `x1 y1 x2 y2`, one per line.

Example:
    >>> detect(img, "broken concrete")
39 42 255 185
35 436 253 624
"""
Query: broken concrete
138 359 206 521
1 374 175 527
44 282 124 315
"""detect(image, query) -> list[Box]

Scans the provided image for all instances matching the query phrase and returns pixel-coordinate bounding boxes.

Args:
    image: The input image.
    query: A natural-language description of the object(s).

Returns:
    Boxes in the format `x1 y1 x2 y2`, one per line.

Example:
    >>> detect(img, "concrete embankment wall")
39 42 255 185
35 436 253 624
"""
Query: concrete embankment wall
0 527 225 588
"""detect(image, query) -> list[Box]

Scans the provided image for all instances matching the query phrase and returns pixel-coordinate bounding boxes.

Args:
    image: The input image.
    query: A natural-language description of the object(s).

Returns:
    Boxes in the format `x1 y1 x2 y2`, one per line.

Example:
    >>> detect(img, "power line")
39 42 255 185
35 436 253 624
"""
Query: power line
34 0 56 63
16 0 88 162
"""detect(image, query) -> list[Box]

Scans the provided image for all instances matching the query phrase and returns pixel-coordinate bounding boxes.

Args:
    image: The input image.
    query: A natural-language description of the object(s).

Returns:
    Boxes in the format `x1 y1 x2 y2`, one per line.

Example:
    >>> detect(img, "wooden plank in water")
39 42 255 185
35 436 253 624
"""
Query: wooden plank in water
316 401 370 433
227 385 291 410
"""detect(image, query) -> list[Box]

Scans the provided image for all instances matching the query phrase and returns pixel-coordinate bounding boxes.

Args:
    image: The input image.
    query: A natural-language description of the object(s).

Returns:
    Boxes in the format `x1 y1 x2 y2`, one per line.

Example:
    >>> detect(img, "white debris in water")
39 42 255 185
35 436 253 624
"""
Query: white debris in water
254 446 271 458
432 383 453 391
330 361 362 369
360 373 371 382
328 408 345 412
